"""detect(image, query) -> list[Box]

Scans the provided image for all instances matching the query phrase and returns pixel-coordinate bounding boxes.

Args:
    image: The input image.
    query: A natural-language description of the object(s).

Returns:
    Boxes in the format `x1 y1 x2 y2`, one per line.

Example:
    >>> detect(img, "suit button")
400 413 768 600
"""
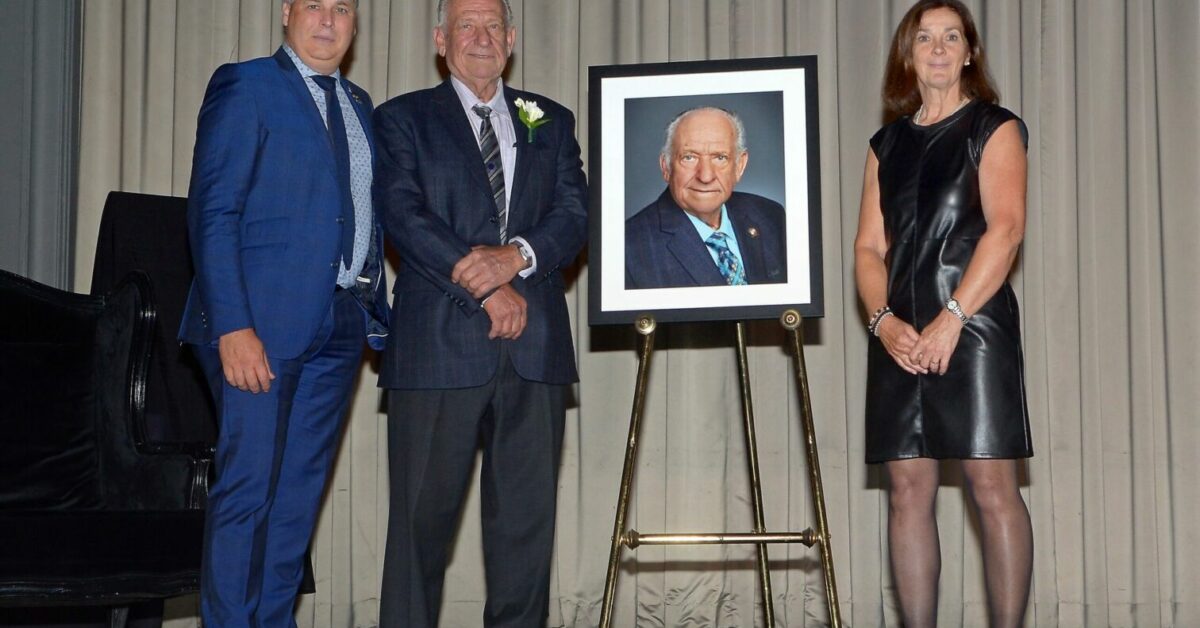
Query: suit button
336 217 345 223
488 217 497 224
330 262 338 268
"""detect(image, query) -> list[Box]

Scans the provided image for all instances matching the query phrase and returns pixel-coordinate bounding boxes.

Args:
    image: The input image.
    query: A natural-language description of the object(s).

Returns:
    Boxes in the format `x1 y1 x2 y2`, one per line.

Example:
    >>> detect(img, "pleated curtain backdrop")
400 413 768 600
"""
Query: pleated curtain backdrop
73 1 1199 626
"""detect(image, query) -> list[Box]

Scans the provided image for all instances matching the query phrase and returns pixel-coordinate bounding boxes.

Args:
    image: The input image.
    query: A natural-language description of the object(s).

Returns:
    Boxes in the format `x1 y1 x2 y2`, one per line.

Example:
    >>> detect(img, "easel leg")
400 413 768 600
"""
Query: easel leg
783 313 843 627
599 316 657 628
599 314 840 627
735 321 776 627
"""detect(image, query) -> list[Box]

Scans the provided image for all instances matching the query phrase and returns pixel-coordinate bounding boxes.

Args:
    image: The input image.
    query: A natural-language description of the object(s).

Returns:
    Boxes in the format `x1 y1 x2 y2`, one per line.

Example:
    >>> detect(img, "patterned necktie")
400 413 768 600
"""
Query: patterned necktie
472 104 508 243
310 75 355 266
705 232 747 286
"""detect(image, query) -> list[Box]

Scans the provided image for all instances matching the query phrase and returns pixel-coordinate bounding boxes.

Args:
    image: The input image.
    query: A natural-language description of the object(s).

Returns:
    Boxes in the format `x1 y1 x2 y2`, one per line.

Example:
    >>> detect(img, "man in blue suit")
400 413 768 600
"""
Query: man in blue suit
625 107 788 289
178 1 387 625
372 0 587 625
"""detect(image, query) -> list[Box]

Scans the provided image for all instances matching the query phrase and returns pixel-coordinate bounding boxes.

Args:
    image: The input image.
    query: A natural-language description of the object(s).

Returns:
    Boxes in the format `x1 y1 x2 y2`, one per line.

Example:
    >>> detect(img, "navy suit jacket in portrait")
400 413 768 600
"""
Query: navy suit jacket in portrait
373 80 588 389
624 190 788 290
179 48 389 358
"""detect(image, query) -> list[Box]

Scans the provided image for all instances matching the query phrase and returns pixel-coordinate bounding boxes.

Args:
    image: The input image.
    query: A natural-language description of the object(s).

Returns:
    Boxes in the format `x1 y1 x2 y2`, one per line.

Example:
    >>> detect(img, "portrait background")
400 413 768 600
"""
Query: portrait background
623 91 785 216
73 1 1200 627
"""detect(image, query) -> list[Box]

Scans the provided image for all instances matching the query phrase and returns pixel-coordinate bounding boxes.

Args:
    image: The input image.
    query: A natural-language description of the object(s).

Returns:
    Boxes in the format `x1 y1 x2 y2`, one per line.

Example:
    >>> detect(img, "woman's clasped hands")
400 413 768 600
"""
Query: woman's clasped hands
877 310 963 376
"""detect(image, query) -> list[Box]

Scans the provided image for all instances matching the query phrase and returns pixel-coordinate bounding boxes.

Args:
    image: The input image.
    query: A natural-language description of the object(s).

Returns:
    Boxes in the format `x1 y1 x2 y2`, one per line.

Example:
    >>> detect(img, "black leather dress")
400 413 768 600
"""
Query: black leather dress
864 101 1033 463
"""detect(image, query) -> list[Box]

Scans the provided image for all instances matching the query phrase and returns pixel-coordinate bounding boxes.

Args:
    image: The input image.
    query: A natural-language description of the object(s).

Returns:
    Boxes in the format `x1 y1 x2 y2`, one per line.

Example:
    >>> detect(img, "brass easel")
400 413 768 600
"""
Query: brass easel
599 310 842 628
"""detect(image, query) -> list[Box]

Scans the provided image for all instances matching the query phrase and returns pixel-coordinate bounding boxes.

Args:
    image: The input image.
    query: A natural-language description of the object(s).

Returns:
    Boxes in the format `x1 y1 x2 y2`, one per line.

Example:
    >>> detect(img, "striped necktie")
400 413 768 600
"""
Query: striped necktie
705 232 747 286
472 104 507 243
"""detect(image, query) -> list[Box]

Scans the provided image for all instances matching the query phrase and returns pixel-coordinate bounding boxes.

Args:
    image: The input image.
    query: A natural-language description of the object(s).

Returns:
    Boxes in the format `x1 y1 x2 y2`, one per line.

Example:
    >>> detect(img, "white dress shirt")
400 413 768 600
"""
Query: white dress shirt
449 76 537 277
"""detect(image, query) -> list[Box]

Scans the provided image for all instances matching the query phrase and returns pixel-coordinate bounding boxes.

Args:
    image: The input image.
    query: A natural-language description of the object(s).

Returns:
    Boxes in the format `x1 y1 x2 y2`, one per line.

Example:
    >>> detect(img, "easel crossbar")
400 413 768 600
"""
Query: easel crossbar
623 529 822 548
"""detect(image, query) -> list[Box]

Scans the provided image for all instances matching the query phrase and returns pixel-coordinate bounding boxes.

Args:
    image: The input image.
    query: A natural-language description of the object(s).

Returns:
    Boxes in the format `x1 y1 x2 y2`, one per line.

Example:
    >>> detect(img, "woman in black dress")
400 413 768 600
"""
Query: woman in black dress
854 1 1033 626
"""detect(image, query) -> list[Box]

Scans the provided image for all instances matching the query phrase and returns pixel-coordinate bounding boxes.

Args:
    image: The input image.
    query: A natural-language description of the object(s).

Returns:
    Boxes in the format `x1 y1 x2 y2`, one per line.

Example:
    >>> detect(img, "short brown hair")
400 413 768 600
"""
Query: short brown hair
881 0 999 123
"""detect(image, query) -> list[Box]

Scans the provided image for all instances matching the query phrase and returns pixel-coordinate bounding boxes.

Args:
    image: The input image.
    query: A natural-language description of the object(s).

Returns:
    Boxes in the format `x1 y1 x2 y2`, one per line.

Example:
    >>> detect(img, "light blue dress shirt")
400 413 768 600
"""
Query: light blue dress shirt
283 45 372 289
685 204 744 268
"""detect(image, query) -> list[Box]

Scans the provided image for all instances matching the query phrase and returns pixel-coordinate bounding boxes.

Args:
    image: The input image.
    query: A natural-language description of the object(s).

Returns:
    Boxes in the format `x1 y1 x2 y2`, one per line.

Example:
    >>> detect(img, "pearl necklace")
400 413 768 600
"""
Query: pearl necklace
914 96 970 125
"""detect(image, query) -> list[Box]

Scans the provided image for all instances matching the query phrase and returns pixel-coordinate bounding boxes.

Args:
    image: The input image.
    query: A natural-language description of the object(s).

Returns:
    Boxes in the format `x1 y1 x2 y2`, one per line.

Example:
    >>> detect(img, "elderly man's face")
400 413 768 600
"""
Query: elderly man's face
282 0 357 75
660 109 749 227
436 0 515 91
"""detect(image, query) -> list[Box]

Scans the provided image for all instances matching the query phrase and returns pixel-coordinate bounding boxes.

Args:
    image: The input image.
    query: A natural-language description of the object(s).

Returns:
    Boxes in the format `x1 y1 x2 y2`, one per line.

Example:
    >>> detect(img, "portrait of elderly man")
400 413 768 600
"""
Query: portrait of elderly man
625 106 788 290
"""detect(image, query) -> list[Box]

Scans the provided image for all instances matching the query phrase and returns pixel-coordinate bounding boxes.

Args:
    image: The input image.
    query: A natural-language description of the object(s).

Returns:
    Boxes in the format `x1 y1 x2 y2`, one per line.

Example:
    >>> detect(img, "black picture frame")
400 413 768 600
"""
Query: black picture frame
587 55 824 326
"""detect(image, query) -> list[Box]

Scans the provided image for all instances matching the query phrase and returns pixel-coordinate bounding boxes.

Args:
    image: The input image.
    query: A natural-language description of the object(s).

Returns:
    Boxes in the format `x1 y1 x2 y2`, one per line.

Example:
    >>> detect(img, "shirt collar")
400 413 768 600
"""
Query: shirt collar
685 204 735 241
450 75 508 118
283 44 342 80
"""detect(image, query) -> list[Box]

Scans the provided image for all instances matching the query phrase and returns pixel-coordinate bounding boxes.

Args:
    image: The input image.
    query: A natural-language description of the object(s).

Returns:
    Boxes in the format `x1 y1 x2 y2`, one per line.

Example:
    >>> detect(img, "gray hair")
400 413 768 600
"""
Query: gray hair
437 0 514 28
283 0 360 6
660 107 748 166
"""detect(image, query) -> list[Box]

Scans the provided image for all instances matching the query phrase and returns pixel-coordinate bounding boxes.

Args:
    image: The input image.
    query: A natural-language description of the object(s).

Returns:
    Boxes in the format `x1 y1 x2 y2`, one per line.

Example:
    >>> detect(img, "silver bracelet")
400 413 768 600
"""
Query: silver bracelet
867 306 893 336
871 311 894 336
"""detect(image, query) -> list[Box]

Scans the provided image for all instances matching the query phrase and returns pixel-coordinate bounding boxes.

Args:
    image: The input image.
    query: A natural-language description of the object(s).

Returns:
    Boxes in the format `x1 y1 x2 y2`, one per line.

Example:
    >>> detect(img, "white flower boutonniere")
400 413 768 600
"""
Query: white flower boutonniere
514 98 550 143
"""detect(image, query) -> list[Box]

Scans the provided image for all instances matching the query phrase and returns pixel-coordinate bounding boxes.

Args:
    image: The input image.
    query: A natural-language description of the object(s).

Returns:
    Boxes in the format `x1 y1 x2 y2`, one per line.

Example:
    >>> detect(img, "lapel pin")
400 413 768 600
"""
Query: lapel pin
747 226 760 239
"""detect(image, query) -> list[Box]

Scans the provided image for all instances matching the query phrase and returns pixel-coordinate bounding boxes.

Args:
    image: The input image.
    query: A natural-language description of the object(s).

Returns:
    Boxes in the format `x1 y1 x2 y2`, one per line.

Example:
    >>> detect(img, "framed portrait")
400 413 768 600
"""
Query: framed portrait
587 56 823 326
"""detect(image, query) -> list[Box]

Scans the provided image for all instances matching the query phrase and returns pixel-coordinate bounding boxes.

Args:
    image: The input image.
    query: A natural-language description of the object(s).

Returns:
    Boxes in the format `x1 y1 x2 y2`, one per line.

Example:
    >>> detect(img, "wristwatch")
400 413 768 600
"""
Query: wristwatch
945 297 970 324
513 240 533 269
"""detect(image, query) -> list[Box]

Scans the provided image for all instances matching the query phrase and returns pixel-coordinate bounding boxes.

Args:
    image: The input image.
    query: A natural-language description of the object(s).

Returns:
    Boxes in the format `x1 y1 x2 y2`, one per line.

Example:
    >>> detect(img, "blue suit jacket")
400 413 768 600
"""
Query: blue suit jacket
373 80 588 389
625 190 788 289
179 48 389 359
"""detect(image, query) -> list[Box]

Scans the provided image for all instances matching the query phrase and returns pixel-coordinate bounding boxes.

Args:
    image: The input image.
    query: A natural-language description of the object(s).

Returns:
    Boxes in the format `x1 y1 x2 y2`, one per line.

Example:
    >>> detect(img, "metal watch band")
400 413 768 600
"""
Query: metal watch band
515 241 533 268
946 297 969 324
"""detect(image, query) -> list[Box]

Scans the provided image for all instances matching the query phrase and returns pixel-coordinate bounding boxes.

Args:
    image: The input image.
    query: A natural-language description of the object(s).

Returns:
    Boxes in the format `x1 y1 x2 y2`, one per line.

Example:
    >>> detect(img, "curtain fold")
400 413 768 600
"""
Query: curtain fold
74 1 1199 626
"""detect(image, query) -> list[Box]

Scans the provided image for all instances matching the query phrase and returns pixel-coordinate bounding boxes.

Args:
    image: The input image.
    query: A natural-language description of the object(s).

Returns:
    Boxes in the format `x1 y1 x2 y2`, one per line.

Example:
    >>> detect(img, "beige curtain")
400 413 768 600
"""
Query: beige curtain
74 1 1200 626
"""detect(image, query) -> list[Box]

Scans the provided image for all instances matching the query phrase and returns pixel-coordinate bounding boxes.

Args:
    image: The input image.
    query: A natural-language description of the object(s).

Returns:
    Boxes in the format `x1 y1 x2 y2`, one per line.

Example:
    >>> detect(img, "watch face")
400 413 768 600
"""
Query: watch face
946 298 967 322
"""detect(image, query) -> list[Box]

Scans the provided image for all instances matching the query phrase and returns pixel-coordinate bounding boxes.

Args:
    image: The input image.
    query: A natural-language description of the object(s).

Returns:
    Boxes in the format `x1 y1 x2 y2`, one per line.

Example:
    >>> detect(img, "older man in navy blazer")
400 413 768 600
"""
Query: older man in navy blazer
372 0 587 625
178 1 387 625
625 107 788 289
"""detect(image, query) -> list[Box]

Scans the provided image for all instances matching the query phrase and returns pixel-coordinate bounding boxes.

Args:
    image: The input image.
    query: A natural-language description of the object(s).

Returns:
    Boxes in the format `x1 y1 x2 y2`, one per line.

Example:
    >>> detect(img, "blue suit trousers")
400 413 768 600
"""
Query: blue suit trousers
193 289 363 628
